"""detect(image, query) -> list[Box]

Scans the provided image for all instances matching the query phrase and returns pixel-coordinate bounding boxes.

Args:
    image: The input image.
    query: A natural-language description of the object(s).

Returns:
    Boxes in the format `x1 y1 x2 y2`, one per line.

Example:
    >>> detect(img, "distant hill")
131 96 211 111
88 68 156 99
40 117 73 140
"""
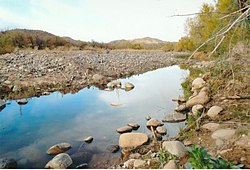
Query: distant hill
108 37 171 50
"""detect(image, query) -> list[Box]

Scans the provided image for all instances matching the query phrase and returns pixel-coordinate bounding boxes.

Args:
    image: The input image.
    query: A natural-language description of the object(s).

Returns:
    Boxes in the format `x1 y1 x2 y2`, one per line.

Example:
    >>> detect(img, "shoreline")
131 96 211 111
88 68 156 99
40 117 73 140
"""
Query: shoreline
0 49 188 100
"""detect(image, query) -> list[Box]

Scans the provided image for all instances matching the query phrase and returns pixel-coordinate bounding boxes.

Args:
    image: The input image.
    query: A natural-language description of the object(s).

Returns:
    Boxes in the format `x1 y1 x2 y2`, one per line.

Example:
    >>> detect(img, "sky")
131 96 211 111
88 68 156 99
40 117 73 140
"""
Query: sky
0 0 214 42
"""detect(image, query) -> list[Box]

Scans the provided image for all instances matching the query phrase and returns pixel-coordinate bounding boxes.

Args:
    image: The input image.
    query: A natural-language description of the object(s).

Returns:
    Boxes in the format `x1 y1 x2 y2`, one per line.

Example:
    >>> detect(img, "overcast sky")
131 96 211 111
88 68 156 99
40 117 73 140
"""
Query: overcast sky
0 0 214 42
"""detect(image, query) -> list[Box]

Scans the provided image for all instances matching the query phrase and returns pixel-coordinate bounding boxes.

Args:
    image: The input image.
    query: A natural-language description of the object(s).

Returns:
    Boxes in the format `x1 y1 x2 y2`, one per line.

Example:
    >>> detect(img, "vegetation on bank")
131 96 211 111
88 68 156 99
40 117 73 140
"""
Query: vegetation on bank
175 0 250 55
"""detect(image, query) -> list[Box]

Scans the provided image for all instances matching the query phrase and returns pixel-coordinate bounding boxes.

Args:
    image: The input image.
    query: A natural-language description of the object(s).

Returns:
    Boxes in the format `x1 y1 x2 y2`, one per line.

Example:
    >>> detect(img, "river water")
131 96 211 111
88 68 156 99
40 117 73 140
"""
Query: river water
0 65 189 168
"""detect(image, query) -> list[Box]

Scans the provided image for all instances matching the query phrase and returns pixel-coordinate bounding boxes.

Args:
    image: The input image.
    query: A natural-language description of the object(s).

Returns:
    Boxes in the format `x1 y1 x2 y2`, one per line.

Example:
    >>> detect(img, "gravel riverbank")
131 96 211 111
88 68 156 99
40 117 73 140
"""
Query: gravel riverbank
0 50 187 99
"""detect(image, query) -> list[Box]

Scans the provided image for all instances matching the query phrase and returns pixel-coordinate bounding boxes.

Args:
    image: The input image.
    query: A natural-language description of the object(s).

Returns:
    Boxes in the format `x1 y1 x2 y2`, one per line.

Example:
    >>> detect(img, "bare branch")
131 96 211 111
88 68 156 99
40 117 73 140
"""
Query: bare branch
188 8 250 61
208 36 225 58
168 11 228 17
219 5 250 20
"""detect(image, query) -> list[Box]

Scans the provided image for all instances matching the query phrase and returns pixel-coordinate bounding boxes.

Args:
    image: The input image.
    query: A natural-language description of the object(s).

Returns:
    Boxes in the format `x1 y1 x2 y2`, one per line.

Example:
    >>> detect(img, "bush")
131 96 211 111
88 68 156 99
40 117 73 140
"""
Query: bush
186 145 243 169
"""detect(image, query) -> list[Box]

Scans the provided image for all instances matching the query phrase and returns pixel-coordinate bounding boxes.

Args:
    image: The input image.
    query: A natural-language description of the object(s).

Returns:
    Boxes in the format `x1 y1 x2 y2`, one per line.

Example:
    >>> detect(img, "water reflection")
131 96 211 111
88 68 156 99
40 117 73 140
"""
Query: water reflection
0 65 188 168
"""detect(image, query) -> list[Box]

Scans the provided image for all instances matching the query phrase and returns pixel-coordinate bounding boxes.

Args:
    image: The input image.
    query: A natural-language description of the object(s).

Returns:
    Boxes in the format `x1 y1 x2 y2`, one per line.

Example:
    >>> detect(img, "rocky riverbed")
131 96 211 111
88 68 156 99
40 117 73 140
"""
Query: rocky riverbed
0 50 187 99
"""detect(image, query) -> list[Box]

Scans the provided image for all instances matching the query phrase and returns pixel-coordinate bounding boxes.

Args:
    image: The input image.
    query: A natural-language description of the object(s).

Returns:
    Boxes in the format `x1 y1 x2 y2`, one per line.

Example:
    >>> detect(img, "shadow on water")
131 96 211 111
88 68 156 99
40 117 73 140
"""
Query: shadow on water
0 65 189 168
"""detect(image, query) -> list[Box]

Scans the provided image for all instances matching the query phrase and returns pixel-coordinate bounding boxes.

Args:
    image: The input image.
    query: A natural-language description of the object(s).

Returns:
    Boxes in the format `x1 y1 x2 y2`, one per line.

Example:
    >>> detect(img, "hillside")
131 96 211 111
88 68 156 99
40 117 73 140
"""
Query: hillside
108 37 172 50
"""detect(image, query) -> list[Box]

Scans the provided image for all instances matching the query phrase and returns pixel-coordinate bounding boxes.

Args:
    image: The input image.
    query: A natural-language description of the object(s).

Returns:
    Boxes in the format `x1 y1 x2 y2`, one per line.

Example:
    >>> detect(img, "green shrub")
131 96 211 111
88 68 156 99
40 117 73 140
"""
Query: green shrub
186 145 243 169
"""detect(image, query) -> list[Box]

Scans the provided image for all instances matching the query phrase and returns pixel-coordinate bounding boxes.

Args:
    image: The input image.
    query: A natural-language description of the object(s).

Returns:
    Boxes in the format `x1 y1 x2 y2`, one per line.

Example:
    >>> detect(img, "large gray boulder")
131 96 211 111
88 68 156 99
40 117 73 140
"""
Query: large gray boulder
162 141 187 158
186 87 210 107
45 153 73 169
47 143 71 155
119 133 148 148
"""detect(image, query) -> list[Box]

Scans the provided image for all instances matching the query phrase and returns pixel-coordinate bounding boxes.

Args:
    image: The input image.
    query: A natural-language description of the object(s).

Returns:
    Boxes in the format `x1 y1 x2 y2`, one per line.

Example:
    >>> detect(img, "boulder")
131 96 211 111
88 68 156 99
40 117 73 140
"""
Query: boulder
17 99 28 105
175 104 188 112
107 145 120 153
83 136 93 143
202 123 219 131
116 126 133 133
45 153 73 169
47 143 71 155
146 118 163 127
0 158 17 169
119 133 148 148
211 128 236 140
207 106 223 118
156 126 167 135
163 160 177 169
127 123 140 130
107 80 121 90
235 136 250 148
191 104 204 116
186 87 210 108
162 141 187 158
125 82 134 91
192 77 205 91
162 112 186 123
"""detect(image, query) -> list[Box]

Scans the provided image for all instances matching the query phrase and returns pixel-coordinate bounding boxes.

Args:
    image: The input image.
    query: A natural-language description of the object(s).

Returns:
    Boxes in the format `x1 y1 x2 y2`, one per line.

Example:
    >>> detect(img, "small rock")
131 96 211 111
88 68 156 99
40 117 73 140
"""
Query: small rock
76 163 88 169
240 157 247 162
156 126 167 135
145 116 151 121
45 153 73 169
116 126 133 133
192 77 205 91
202 123 220 131
127 123 140 130
107 145 119 153
175 104 188 112
163 160 177 169
162 141 187 158
125 82 134 91
207 106 223 118
146 118 163 127
42 91 50 95
186 87 210 107
83 136 93 143
191 104 204 116
0 158 17 169
173 112 186 122
119 133 148 148
17 99 28 105
133 159 146 168
47 142 71 155
155 133 163 141
163 112 186 122
212 128 236 140
129 153 141 159
183 140 192 146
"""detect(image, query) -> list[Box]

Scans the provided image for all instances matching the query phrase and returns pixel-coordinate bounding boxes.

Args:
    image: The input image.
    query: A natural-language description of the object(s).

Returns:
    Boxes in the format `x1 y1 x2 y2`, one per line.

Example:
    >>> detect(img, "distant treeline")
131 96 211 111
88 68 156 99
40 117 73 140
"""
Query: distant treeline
0 29 179 54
